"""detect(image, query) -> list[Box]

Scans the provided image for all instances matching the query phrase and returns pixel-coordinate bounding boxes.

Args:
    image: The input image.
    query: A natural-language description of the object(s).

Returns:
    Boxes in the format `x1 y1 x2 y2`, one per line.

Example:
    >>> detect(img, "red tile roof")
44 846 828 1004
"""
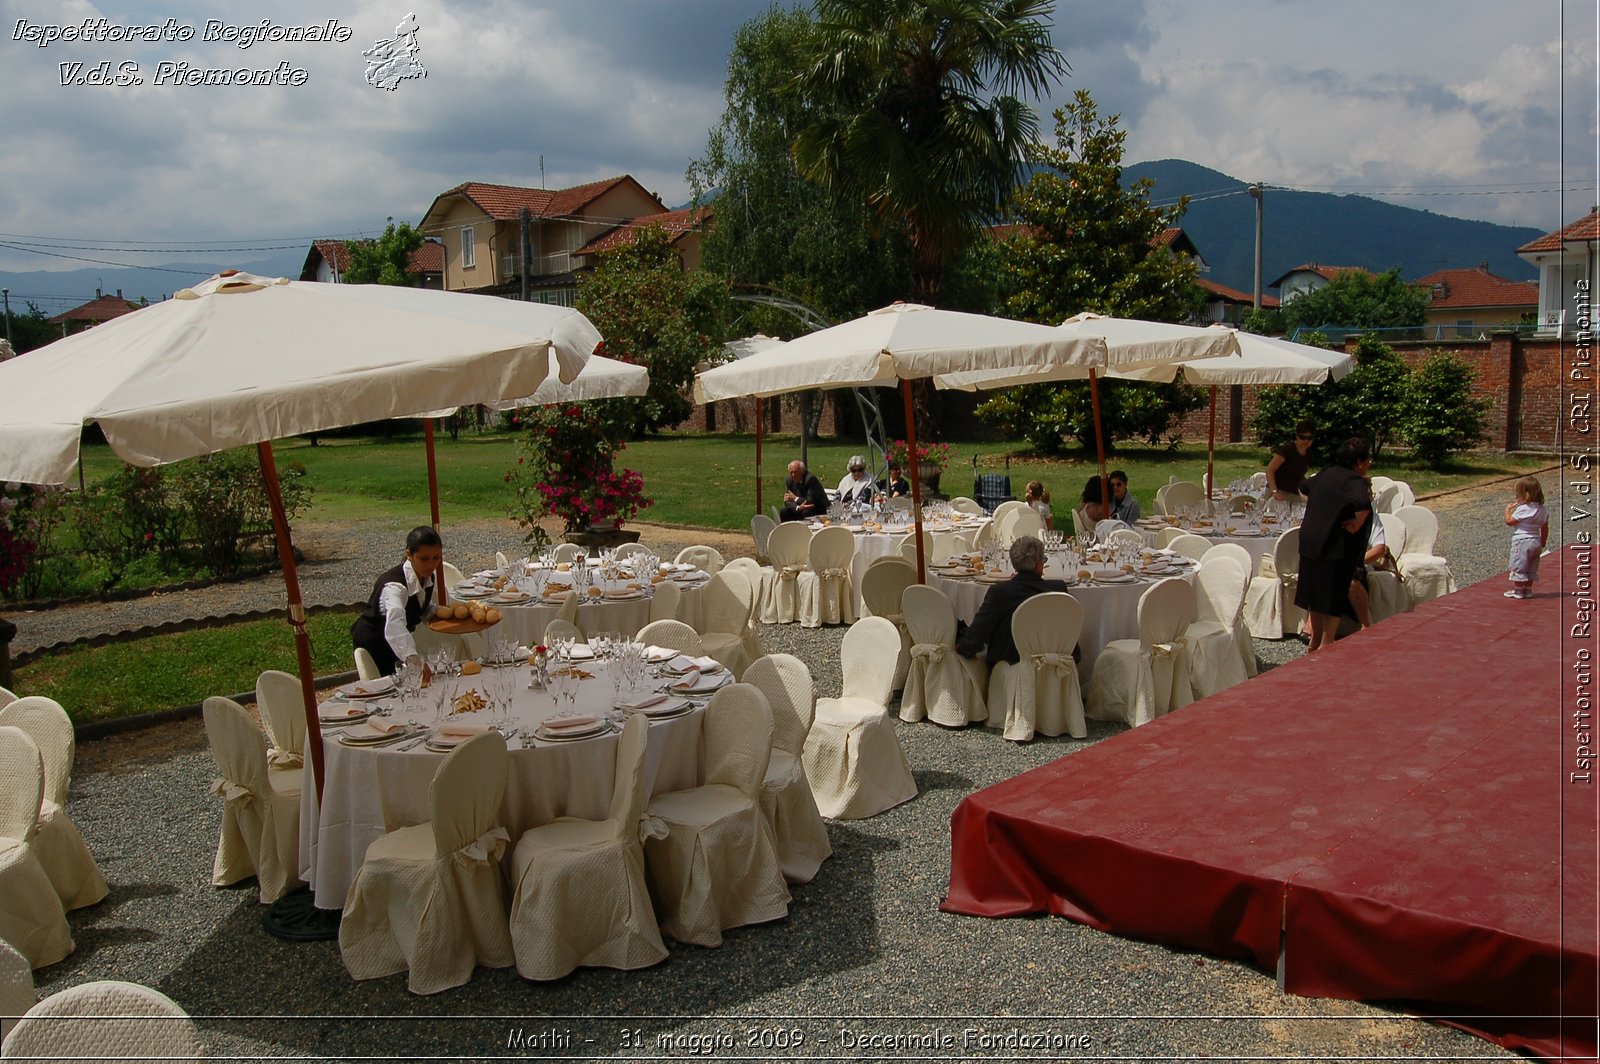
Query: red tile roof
985 222 1041 241
408 240 444 273
49 294 140 324
303 238 444 279
1269 263 1375 289
429 176 663 223
574 207 711 256
1197 277 1280 308
1517 207 1600 253
1413 265 1537 309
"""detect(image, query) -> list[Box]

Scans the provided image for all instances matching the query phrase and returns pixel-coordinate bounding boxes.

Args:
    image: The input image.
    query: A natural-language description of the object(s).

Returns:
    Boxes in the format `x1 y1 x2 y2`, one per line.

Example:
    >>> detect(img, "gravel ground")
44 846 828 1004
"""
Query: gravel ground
24 469 1578 1062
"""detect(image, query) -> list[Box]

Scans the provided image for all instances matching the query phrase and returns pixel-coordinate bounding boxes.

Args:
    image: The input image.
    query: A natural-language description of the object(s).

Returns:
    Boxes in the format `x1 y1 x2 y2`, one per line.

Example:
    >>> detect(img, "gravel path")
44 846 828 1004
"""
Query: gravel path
25 471 1577 1062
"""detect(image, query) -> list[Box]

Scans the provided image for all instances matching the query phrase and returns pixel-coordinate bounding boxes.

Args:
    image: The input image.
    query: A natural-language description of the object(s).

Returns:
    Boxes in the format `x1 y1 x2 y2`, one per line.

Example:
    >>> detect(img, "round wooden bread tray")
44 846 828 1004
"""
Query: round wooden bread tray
427 617 501 634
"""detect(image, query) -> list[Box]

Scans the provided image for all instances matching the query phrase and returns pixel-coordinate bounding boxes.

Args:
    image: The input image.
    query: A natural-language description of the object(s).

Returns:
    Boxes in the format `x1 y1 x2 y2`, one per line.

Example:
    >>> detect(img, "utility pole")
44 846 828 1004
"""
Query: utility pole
1 288 12 353
1248 184 1264 309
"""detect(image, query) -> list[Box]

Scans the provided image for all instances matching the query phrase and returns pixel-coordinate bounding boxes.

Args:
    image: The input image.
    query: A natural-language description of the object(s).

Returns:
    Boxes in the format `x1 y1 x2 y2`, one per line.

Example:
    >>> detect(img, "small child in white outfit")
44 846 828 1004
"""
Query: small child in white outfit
1503 475 1548 599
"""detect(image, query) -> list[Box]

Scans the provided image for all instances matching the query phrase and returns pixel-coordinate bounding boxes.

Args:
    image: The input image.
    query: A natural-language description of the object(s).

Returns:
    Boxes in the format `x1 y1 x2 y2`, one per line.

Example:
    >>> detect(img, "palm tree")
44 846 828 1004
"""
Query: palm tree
793 0 1068 307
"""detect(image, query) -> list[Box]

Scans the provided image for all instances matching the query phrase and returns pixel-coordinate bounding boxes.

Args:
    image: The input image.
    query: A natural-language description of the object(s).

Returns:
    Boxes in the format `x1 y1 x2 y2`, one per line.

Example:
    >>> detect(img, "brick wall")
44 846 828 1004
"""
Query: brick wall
1171 331 1564 451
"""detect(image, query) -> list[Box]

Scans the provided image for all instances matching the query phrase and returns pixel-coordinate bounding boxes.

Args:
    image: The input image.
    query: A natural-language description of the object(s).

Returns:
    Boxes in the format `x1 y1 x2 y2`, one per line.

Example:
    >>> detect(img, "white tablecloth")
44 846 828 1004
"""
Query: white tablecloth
299 662 706 908
805 517 990 608
1135 518 1289 573
450 567 707 644
930 560 1195 679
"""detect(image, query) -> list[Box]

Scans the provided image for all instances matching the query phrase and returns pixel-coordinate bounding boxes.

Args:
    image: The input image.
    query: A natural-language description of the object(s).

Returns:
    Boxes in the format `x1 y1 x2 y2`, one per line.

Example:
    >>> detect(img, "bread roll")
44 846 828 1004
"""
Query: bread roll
453 604 471 620
459 660 481 676
484 607 502 623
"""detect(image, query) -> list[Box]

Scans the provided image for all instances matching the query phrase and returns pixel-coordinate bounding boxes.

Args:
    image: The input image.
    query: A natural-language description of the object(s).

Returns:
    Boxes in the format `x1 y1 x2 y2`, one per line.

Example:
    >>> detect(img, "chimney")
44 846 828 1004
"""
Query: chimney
95 287 102 298
116 289 123 299
1477 262 1488 272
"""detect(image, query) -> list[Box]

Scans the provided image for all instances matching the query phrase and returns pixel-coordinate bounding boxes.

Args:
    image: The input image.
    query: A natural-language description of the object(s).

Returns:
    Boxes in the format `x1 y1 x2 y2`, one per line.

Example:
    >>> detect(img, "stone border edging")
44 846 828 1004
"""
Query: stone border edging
75 670 358 743
4 555 292 614
14 600 366 665
1414 463 1561 504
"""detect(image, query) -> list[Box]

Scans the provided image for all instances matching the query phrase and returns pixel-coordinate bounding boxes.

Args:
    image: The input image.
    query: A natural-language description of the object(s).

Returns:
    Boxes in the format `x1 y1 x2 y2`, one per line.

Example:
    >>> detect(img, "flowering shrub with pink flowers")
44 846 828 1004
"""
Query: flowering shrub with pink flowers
507 402 653 545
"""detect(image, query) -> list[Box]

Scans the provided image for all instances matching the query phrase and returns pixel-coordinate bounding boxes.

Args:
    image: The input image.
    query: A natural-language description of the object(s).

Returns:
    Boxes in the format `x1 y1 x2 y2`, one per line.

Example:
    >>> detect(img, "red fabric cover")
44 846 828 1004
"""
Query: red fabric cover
944 546 1598 1061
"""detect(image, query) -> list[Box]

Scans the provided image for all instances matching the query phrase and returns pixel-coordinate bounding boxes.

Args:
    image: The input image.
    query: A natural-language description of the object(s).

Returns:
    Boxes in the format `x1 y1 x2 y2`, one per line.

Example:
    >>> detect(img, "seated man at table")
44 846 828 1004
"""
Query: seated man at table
836 455 876 507
1108 469 1140 523
780 459 828 522
877 461 911 499
956 535 1073 666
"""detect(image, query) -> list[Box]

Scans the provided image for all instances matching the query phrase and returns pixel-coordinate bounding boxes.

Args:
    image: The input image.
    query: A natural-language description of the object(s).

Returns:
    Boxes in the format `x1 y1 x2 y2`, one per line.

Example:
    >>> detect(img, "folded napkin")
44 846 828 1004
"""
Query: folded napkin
690 655 722 673
661 654 700 675
619 693 669 711
642 644 678 663
670 671 727 694
319 705 367 722
667 668 700 688
438 723 492 738
564 644 596 660
348 719 409 739
542 715 599 731
337 677 394 698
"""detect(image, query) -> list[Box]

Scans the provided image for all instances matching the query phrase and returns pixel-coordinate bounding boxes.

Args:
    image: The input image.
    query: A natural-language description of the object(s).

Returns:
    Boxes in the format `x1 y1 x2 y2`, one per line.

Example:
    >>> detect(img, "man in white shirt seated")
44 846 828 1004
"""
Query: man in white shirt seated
836 455 875 507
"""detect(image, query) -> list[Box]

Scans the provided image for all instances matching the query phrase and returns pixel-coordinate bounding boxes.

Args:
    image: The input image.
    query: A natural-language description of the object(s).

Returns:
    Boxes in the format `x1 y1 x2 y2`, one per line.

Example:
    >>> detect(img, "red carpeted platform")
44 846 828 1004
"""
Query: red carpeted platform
943 545 1599 1061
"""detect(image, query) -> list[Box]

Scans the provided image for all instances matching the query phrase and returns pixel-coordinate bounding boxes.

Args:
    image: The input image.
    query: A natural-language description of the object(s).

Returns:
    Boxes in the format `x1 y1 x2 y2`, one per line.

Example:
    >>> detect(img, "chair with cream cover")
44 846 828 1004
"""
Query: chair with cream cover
494 550 511 570
0 686 15 708
635 619 706 657
1167 533 1212 562
724 556 763 580
1152 482 1172 516
549 543 585 564
543 618 583 646
0 728 72 970
1371 483 1400 514
1154 526 1185 549
339 731 513 995
723 557 770 631
860 558 916 690
1392 480 1416 507
0 938 34 1041
1094 518 1131 540
1106 527 1144 550
440 560 468 590
899 585 989 728
760 521 812 624
744 654 831 884
1368 513 1412 622
990 499 1029 526
507 714 666 980
802 525 856 628
1187 557 1250 700
4 981 201 1062
750 515 777 564
1086 578 1196 729
676 545 726 575
950 496 983 515
353 647 382 681
1161 480 1207 514
1203 543 1258 676
642 684 791 946
1244 527 1303 638
969 518 1000 551
201 696 301 905
613 542 653 561
896 530 936 564
1394 505 1457 603
998 507 1045 543
646 579 681 627
0 698 108 912
802 617 917 819
255 670 308 776
985 592 1085 742
1229 495 1256 514
699 569 759 679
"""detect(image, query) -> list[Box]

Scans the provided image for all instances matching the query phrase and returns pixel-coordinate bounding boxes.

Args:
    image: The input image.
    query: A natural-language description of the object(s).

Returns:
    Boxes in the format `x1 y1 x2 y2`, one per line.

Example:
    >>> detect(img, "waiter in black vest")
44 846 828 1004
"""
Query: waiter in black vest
350 525 446 676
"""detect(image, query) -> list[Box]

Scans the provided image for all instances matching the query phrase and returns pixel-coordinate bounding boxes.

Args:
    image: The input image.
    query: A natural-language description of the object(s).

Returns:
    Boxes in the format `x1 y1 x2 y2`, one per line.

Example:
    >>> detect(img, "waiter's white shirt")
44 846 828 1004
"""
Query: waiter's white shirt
380 558 436 663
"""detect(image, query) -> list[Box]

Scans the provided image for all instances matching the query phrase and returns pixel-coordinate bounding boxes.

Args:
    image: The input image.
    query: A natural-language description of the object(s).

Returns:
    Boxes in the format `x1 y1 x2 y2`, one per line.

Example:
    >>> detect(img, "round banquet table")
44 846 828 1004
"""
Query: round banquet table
805 516 990 607
928 558 1196 679
447 567 708 645
1135 516 1293 573
299 660 708 909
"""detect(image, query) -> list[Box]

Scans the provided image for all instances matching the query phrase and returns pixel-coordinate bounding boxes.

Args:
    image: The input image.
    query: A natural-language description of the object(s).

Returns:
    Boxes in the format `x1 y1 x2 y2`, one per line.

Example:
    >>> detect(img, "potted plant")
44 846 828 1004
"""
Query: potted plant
507 404 653 549
883 438 953 499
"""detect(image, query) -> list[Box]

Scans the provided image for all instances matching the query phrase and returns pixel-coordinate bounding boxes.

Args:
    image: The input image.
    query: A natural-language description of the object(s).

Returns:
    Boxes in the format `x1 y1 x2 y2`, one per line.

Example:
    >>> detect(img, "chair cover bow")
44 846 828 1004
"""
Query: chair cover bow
210 777 251 803
820 567 850 582
779 565 805 581
638 813 671 844
266 747 303 768
453 826 510 866
910 642 947 664
1029 651 1075 678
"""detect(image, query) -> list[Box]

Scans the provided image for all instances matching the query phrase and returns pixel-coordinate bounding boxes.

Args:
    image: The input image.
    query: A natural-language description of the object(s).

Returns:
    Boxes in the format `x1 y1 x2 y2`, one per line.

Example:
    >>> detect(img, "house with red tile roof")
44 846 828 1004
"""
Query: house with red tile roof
417 176 678 304
299 238 444 288
1516 207 1599 335
1268 264 1376 304
573 206 710 270
47 290 142 334
1413 263 1537 337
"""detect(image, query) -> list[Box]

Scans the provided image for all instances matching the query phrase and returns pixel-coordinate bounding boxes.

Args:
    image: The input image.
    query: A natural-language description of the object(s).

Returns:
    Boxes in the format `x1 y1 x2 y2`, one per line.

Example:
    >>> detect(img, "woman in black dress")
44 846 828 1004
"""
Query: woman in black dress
349 526 445 676
1294 438 1374 652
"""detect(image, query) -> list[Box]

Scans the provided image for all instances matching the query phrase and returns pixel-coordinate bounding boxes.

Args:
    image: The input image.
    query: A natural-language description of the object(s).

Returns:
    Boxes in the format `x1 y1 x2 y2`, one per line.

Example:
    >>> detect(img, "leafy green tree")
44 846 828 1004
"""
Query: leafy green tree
1239 306 1284 336
998 91 1204 325
791 0 1067 307
1281 268 1428 333
687 4 909 325
342 219 426 287
1400 352 1491 468
576 227 731 434
1251 335 1410 460
3 301 62 355
973 376 1205 454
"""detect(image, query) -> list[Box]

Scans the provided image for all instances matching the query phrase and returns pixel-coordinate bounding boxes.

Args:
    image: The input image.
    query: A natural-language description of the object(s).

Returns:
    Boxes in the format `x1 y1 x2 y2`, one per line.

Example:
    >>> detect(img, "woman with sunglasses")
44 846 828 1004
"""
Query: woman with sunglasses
1266 420 1316 501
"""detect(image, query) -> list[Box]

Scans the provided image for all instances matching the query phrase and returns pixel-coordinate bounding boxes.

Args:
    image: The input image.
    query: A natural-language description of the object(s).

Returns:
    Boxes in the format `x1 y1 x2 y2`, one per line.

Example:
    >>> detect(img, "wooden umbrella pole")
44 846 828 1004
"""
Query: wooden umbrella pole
424 417 441 530
901 379 926 584
1206 385 1218 501
755 397 764 515
257 441 324 803
1088 370 1110 515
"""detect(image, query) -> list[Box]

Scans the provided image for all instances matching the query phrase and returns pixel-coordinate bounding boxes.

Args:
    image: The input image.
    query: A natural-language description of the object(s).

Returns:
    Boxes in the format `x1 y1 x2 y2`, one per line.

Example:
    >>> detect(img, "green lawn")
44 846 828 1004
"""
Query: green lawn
16 611 358 726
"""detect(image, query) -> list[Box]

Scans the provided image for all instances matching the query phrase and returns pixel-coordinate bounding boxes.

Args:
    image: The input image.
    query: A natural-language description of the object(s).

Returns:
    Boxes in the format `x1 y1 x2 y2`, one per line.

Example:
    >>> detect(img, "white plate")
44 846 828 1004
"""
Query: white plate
616 695 694 717
535 720 612 741
319 706 372 726
336 678 394 699
452 587 494 600
338 722 415 745
1092 573 1140 584
490 592 531 604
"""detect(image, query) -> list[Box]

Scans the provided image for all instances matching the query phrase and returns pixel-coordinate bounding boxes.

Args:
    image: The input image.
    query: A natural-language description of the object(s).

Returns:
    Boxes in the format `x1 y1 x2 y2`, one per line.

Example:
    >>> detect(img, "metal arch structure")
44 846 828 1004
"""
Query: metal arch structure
729 291 893 486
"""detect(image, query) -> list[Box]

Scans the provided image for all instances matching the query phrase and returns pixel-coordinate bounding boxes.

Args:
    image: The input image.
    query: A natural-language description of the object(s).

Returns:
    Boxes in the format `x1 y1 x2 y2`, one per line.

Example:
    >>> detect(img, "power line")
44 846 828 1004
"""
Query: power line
0 242 212 274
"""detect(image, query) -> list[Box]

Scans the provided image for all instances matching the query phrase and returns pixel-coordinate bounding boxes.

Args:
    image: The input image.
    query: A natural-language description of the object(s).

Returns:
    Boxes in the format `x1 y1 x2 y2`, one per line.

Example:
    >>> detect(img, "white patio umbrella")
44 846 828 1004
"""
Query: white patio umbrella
0 270 601 802
1106 327 1353 496
409 352 648 527
694 304 1102 579
934 313 1242 512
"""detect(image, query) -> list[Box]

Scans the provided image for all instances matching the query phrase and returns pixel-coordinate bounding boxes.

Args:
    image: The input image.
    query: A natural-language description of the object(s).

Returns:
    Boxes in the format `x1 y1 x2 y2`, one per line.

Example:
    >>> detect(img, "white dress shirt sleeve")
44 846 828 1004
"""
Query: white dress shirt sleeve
379 580 418 663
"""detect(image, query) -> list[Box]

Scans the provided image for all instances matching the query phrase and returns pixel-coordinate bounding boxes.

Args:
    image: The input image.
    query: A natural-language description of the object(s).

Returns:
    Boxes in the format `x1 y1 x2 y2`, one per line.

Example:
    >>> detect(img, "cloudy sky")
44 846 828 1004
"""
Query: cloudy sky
0 0 1595 278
